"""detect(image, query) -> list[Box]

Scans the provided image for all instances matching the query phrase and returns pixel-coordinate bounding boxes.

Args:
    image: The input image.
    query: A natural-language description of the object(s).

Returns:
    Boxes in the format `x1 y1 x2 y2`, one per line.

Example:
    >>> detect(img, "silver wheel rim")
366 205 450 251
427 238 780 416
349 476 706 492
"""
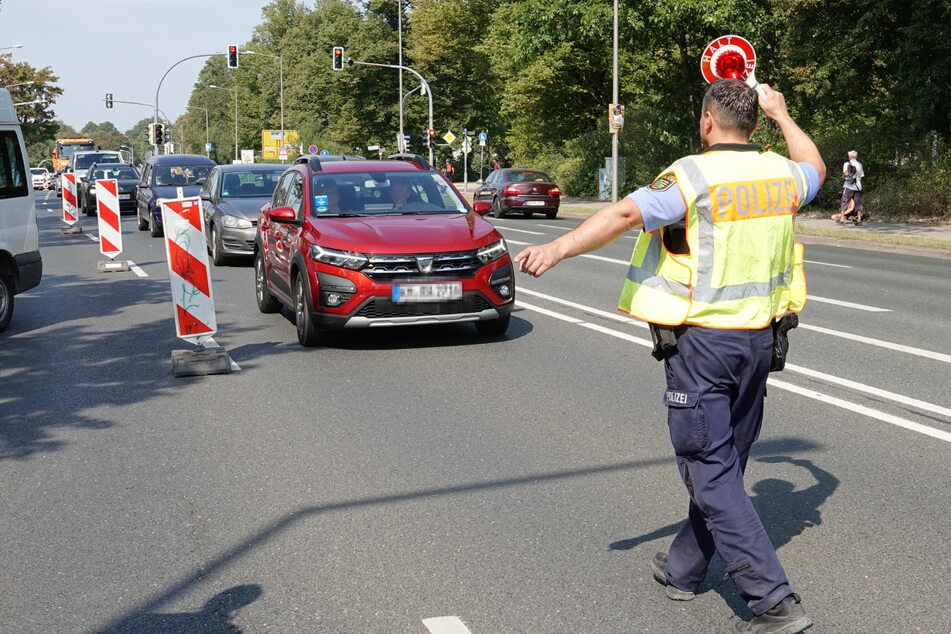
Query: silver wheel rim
212 227 219 261
295 280 305 335
255 258 265 303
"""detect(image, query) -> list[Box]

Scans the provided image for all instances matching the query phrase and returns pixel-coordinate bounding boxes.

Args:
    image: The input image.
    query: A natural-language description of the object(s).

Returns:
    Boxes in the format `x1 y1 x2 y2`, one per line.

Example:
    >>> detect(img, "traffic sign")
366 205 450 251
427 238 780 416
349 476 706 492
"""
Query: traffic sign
320 149 329 156
96 179 122 259
161 197 217 345
309 145 318 154
278 146 288 160
701 35 757 86
443 131 456 144
204 142 212 153
478 131 487 146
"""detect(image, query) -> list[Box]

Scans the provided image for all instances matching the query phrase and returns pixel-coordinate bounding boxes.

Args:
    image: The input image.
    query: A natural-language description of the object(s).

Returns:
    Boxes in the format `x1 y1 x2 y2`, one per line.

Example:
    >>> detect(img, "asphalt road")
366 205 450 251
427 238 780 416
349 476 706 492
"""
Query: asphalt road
1 192 949 633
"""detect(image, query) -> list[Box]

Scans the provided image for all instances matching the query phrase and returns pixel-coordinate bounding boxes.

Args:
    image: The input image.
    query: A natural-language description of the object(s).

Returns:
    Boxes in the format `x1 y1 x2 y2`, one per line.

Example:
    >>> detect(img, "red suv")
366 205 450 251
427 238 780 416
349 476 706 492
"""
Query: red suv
254 154 515 346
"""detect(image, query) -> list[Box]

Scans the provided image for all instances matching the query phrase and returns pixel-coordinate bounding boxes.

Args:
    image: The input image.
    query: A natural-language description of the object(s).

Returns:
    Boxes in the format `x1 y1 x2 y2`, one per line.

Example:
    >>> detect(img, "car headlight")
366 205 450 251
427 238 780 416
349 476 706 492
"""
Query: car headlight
222 214 252 229
477 238 508 264
309 244 368 270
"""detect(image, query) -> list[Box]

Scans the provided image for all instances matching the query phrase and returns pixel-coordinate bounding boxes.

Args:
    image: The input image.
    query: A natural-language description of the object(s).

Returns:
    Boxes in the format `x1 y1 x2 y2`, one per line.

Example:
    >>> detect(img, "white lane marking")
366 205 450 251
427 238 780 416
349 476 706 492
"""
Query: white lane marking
804 259 852 269
537 224 571 231
515 298 951 443
769 378 951 443
581 253 630 265
786 363 951 419
805 295 890 312
86 232 98 242
518 287 641 326
494 224 546 235
201 337 242 371
799 322 951 364
127 260 148 278
423 616 473 634
505 239 531 246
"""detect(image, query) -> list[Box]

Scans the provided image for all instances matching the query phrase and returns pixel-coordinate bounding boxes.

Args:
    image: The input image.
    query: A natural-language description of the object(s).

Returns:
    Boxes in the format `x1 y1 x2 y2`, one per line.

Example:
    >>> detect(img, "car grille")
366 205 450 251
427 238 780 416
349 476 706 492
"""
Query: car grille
362 250 482 281
356 293 492 318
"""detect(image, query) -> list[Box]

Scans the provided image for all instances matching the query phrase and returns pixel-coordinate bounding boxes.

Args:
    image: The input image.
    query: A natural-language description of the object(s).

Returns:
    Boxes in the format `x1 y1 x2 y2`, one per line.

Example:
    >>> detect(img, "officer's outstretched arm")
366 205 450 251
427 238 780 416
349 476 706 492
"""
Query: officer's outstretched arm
514 197 643 277
758 84 826 185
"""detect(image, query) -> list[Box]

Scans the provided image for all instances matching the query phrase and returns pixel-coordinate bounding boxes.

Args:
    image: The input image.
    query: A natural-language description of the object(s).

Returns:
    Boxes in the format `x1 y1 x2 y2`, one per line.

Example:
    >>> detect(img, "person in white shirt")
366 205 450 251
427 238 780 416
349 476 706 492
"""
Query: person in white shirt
832 150 865 225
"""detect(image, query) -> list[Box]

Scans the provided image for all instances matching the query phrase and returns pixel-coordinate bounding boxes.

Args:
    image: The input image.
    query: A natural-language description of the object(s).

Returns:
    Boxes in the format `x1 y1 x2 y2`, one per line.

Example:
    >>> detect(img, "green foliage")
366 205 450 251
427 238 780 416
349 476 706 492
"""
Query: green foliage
1 53 63 161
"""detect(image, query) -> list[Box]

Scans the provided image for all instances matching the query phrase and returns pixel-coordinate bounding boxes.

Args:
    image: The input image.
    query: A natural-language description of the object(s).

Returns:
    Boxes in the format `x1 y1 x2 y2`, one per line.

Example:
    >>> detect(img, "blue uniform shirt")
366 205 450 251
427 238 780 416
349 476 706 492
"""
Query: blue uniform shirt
629 161 820 233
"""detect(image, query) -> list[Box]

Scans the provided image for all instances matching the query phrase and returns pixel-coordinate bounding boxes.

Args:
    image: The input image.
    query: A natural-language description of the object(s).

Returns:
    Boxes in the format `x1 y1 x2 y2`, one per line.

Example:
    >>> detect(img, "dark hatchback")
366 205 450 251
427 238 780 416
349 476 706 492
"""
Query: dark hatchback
136 154 216 237
472 168 560 218
200 164 285 265
81 163 140 215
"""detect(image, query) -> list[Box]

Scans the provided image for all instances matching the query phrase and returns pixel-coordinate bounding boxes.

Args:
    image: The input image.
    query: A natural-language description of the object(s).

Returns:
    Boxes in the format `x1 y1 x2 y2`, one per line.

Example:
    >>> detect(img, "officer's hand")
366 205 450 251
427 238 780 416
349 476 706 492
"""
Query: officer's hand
757 84 790 122
514 243 563 277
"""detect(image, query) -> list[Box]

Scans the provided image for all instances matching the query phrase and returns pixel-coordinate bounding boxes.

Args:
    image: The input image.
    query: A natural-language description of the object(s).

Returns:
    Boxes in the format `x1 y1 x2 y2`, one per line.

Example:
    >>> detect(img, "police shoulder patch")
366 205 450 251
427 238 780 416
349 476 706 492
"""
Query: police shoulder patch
649 172 677 192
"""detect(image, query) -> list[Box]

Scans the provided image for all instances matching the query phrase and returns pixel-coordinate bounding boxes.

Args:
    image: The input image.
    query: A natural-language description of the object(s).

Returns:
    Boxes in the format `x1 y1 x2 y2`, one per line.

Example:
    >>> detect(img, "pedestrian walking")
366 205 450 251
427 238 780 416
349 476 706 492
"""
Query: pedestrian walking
514 79 825 633
492 158 501 171
443 159 455 181
833 150 865 225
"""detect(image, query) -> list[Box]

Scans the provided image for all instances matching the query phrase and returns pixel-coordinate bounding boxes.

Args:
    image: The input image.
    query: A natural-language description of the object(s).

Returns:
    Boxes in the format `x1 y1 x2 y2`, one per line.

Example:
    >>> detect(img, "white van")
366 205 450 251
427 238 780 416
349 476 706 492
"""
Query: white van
0 88 42 332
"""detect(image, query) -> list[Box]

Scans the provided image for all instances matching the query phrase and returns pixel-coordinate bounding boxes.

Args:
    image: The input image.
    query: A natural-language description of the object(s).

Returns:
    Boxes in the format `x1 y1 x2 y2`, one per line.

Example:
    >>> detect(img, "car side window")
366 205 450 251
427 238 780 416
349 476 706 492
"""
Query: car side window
285 172 304 218
0 131 28 199
140 163 151 186
202 168 219 199
273 173 292 207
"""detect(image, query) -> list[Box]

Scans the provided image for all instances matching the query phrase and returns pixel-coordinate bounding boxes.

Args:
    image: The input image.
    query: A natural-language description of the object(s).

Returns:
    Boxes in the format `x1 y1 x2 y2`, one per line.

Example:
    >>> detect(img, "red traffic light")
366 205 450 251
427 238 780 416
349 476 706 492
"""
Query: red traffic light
332 47 345 71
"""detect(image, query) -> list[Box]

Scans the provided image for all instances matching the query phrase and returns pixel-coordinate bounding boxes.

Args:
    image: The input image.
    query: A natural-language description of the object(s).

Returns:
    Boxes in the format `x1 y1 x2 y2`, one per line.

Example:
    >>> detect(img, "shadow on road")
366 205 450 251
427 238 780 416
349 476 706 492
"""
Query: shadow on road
99 585 261 634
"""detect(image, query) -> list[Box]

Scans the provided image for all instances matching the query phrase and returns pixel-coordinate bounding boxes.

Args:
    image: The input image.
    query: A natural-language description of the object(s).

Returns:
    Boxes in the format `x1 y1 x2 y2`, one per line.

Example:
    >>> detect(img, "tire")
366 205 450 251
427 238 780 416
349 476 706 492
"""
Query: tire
0 270 13 333
475 314 510 337
210 225 226 266
254 251 281 313
137 207 148 231
522 210 533 218
546 210 558 219
294 274 324 347
149 212 163 238
492 198 503 218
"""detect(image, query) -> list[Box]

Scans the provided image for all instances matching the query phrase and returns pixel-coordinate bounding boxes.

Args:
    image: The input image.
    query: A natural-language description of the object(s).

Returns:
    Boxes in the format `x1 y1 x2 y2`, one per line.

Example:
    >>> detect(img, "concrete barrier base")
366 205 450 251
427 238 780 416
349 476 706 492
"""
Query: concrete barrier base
171 347 233 377
97 260 130 273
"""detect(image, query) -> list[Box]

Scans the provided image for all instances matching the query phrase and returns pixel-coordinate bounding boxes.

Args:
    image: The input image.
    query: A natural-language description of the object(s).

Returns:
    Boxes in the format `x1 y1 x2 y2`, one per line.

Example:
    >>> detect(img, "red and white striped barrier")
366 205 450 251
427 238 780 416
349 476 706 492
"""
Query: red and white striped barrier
161 197 217 344
95 179 122 258
62 173 78 225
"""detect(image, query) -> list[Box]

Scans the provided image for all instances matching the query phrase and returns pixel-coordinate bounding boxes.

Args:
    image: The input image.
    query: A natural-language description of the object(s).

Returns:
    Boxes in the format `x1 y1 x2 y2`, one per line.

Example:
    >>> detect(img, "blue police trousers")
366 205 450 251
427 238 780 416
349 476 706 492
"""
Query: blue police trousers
661 325 794 616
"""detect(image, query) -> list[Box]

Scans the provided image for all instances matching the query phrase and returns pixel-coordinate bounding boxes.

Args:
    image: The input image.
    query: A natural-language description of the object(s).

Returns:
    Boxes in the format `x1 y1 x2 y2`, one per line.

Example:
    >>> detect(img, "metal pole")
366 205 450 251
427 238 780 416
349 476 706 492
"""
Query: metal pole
398 0 404 152
611 0 619 203
234 89 239 162
205 108 209 157
280 56 284 162
155 53 220 157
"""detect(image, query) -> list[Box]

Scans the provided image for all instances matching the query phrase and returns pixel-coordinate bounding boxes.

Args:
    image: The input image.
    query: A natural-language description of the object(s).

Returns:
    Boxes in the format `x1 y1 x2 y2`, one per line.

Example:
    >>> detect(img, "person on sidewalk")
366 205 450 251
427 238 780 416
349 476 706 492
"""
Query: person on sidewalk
835 150 865 225
514 79 824 633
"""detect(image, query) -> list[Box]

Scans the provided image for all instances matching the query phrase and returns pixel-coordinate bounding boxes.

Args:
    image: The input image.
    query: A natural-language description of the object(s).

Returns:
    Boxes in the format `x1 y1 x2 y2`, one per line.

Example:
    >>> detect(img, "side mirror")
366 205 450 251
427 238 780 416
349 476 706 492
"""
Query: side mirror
472 201 492 215
199 191 211 201
268 206 300 224
195 177 206 186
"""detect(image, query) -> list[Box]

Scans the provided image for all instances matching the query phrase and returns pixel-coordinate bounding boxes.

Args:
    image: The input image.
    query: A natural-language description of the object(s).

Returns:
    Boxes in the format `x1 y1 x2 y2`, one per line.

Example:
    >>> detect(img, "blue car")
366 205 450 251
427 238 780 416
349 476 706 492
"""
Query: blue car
136 154 216 237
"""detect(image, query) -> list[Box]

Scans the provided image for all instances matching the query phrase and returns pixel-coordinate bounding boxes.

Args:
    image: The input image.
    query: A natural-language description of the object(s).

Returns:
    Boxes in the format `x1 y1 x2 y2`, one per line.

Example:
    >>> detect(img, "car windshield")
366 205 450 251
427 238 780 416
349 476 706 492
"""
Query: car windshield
93 165 138 180
31 168 45 175
76 154 120 169
507 170 552 183
155 164 213 187
310 171 467 217
221 168 284 198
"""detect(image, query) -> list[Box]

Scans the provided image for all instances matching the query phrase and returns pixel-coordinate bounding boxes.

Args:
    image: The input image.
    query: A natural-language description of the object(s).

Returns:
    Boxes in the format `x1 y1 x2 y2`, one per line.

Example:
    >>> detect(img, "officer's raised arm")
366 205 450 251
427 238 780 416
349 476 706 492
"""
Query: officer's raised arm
514 196 643 277
758 84 826 184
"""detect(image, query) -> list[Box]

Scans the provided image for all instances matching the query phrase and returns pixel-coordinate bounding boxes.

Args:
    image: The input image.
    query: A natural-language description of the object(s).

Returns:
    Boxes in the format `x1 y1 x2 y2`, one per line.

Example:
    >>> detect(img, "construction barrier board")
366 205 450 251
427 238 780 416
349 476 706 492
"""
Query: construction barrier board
95 179 122 258
62 173 78 225
161 197 217 345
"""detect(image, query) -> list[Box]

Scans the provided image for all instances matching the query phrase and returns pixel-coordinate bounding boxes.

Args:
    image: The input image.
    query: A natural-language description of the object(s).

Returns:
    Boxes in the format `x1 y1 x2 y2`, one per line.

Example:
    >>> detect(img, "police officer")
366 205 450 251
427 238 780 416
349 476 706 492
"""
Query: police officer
514 79 825 633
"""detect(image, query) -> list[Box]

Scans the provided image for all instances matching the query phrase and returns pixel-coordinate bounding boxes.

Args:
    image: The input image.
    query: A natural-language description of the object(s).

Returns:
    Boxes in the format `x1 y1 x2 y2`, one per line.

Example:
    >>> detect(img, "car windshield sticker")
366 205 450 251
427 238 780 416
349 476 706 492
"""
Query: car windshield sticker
314 195 329 212
649 172 677 192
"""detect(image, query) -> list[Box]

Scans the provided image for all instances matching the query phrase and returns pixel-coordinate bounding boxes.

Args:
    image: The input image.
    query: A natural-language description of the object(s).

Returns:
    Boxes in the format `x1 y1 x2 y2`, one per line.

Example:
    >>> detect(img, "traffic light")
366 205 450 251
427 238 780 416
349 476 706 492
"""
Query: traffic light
105 93 113 108
427 128 436 148
227 45 239 69
332 46 344 71
147 122 156 145
154 123 165 145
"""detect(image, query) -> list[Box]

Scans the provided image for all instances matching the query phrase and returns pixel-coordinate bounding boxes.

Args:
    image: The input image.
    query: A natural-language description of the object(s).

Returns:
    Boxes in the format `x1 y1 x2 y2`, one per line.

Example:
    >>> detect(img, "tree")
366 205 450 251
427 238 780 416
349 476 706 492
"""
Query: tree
0 53 63 148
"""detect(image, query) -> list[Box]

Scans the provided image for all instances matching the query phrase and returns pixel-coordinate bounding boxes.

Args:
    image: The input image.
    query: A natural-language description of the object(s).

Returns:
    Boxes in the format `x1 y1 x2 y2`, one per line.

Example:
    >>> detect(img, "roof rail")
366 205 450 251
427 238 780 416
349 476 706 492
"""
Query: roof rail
385 153 430 170
294 155 322 172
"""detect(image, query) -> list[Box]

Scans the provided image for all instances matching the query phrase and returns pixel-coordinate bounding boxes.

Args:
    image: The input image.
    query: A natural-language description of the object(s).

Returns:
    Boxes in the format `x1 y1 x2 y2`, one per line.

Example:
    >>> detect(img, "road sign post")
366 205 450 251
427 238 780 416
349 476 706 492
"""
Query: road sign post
161 197 232 376
61 173 81 234
95 179 130 273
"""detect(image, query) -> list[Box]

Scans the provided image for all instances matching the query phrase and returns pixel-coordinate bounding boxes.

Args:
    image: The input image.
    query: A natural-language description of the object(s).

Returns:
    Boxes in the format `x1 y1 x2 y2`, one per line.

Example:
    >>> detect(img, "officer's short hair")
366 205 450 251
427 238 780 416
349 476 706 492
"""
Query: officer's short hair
702 79 758 138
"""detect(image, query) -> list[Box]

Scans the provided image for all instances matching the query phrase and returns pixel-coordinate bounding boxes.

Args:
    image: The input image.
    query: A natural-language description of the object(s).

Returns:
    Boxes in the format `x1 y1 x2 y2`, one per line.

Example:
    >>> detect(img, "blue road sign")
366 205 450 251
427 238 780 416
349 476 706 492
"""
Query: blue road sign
205 142 212 152
308 145 318 154
478 132 487 142
320 149 329 156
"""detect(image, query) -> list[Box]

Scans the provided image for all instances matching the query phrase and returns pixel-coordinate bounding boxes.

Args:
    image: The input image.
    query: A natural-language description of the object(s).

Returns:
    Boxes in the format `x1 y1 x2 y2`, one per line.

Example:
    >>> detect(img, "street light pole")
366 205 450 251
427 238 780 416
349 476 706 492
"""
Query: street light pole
398 0 404 152
208 85 238 162
154 53 221 156
350 60 433 165
611 0 619 203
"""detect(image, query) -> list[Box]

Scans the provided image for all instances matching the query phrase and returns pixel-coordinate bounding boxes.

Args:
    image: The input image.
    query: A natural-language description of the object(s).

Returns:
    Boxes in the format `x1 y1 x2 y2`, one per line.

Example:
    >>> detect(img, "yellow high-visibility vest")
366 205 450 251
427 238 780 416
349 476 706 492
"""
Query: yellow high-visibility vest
618 148 808 329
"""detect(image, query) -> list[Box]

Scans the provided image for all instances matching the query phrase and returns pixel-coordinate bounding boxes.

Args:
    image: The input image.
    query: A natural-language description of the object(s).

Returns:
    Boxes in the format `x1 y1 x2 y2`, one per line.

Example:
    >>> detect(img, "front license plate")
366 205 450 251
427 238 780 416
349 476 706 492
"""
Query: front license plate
393 282 463 303
525 200 545 206
118 194 131 200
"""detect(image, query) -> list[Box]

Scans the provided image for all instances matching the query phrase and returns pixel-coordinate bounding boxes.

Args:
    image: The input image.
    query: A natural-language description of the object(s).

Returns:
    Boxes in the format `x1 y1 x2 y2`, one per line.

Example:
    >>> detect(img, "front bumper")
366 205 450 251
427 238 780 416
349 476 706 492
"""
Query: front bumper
218 224 256 256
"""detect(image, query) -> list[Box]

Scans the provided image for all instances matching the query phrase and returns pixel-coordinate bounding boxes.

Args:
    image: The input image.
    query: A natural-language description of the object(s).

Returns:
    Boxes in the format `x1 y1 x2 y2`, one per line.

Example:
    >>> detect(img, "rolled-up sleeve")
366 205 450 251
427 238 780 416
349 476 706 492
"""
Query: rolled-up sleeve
627 185 687 233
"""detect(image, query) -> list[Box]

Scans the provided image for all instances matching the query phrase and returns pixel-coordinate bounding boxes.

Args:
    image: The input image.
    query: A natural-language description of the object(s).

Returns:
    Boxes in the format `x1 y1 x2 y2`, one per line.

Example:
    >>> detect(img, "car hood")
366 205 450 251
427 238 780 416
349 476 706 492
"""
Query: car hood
315 213 499 252
93 178 139 188
153 184 203 200
218 197 270 220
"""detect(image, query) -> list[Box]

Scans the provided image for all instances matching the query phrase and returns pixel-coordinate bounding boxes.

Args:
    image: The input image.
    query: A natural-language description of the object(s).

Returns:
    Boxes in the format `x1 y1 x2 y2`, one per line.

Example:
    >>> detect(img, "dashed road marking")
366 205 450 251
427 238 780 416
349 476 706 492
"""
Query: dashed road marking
422 616 472 634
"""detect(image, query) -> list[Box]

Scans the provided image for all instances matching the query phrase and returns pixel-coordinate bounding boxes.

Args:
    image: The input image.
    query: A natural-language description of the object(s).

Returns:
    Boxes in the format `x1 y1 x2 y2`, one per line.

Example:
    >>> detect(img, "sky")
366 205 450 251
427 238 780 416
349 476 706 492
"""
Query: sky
0 0 272 133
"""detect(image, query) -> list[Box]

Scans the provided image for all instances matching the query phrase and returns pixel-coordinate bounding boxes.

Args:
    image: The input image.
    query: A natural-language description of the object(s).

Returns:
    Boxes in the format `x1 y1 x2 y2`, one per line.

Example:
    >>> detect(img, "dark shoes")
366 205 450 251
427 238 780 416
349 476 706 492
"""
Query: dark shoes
733 593 813 634
650 551 695 601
